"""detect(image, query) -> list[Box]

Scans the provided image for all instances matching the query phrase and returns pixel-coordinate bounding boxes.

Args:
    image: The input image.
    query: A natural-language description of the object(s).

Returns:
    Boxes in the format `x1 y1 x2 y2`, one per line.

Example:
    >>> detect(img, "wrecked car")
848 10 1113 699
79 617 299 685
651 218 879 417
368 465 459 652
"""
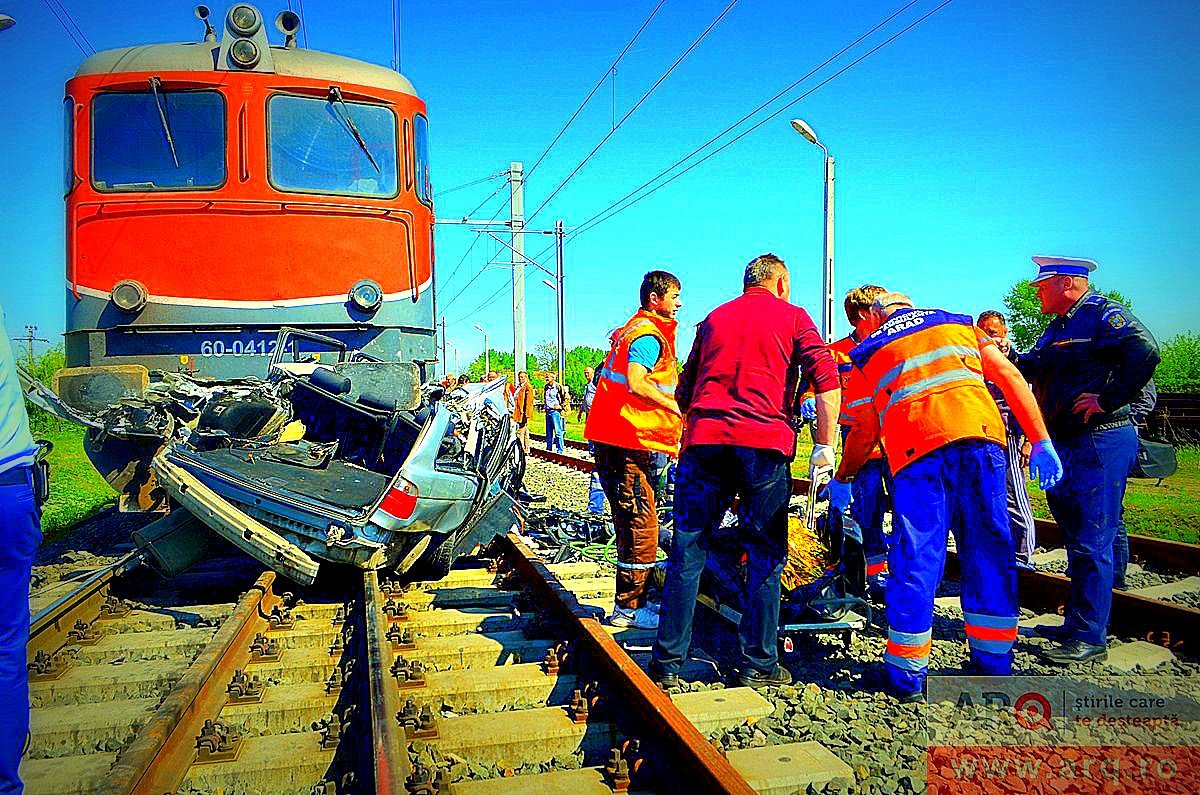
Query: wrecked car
24 328 524 584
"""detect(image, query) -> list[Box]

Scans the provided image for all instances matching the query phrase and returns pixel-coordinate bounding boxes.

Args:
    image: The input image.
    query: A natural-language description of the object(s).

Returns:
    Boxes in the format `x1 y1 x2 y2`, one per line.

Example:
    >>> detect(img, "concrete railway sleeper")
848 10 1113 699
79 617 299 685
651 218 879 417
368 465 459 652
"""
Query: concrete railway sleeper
355 535 848 794
527 446 1200 655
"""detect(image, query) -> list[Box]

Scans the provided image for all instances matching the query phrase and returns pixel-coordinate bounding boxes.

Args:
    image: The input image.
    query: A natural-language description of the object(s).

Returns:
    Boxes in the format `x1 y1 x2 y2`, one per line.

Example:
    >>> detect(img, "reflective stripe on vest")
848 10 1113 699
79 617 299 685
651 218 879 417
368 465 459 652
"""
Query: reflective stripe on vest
850 309 1004 473
599 365 676 395
583 309 682 455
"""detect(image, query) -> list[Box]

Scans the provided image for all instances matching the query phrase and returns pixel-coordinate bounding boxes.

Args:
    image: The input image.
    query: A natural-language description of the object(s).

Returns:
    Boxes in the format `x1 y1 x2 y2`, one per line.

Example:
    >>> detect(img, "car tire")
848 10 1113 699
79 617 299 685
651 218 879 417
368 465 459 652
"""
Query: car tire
406 532 456 582
506 438 526 492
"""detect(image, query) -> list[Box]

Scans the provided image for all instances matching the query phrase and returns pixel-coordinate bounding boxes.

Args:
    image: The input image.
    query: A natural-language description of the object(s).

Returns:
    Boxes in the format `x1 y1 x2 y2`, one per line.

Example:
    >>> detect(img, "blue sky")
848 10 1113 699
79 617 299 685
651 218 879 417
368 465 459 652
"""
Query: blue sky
1 0 1197 368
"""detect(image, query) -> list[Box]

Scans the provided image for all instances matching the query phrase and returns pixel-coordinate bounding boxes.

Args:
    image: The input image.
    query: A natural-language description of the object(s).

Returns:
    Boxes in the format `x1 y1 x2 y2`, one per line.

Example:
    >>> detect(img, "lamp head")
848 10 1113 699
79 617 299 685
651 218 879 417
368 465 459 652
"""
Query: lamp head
0 14 16 31
790 118 820 146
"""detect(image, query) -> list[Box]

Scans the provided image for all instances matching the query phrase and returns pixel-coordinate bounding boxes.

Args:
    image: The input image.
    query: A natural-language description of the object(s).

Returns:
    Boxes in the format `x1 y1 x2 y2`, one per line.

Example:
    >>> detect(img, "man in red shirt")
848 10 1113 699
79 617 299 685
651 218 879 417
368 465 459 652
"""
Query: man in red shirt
651 253 840 689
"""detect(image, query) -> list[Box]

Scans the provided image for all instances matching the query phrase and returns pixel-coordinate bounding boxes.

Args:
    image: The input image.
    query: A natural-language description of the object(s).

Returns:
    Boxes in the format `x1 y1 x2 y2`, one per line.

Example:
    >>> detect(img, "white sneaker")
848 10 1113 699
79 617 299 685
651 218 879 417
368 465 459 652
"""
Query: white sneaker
609 606 660 629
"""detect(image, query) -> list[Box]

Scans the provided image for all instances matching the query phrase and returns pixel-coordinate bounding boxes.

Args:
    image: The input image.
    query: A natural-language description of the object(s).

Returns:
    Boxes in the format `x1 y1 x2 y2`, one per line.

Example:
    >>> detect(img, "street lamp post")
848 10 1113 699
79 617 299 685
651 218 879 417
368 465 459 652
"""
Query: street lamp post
553 220 565 383
790 119 835 343
540 220 566 385
445 341 459 377
473 323 489 376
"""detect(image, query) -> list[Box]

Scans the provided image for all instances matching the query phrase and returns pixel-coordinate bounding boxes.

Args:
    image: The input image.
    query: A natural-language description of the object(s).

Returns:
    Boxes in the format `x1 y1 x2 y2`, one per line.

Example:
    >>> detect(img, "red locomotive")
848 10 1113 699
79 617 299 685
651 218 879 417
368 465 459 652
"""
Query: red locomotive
62 3 435 382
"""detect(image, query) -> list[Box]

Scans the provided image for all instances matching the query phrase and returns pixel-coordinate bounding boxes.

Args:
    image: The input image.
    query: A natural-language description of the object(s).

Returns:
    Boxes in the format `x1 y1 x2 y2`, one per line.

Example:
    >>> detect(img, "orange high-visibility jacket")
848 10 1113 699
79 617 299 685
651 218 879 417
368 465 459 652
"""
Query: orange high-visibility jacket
829 334 884 461
847 309 1005 474
584 310 682 455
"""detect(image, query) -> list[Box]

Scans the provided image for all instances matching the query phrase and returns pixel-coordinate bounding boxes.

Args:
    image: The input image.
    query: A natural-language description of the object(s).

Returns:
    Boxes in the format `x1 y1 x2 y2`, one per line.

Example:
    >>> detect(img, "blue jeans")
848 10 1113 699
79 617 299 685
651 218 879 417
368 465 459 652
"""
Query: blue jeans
1 473 42 794
652 445 791 676
1045 424 1137 646
544 410 565 453
887 440 1016 697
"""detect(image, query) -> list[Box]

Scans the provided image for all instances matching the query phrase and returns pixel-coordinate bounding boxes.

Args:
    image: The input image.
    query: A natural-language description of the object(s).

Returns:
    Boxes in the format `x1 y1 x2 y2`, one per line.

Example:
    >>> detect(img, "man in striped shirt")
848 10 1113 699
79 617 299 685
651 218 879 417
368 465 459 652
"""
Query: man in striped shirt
978 310 1037 568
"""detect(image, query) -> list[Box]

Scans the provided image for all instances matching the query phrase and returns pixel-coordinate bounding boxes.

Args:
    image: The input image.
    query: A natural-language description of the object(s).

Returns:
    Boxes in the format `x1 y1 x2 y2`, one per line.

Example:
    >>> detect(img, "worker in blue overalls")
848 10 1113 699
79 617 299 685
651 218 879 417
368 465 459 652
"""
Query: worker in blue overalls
1011 256 1159 665
834 292 1062 701
1 302 43 793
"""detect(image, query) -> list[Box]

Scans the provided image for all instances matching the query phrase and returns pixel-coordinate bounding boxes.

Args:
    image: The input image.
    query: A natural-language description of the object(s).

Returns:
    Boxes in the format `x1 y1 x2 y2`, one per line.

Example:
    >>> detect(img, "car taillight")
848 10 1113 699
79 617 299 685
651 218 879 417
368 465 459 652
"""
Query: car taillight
380 477 419 520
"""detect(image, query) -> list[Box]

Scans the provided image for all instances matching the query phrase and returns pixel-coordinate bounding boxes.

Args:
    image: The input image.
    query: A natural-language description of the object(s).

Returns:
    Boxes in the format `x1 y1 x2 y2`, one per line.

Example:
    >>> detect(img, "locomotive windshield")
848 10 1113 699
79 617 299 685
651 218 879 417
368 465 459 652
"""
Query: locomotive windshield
91 90 225 192
268 94 398 198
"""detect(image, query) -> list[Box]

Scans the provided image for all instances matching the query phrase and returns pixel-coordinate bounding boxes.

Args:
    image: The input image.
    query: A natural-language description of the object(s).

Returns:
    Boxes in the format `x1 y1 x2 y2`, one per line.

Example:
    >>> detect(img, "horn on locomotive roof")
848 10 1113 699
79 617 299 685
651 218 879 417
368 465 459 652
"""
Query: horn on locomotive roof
275 10 301 49
194 5 216 43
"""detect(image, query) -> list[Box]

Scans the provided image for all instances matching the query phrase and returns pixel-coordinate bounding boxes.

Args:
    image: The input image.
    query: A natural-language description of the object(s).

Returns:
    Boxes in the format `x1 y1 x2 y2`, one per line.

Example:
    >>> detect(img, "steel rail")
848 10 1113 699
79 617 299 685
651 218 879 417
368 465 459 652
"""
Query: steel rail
28 549 144 663
362 569 411 795
497 532 757 795
105 571 280 795
941 554 1200 653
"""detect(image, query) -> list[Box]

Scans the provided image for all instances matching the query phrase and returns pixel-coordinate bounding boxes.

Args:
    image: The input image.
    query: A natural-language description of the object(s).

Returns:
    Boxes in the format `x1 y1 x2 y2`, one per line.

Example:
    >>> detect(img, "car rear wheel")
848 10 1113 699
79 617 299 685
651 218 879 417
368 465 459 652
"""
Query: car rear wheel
405 531 456 582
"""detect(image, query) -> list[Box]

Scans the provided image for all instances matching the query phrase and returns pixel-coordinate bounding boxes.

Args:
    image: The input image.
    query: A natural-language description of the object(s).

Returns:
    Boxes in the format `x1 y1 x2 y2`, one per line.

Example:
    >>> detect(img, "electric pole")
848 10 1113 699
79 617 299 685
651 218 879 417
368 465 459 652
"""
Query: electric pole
16 325 48 365
509 162 526 378
554 220 565 384
439 317 447 377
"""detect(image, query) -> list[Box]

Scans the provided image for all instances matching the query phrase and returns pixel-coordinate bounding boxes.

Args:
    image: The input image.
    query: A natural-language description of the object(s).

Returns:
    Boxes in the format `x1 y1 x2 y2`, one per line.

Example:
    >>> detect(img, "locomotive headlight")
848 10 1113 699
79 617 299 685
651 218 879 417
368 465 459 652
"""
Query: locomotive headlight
111 280 148 313
229 38 260 68
228 4 261 35
349 280 384 313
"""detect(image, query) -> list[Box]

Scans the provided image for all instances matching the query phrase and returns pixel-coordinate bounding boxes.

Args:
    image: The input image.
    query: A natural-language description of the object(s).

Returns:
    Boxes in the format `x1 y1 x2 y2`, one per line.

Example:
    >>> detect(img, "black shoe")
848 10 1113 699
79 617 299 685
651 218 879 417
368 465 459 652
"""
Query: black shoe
735 664 793 690
648 660 680 690
516 490 546 504
1042 639 1107 666
896 690 925 704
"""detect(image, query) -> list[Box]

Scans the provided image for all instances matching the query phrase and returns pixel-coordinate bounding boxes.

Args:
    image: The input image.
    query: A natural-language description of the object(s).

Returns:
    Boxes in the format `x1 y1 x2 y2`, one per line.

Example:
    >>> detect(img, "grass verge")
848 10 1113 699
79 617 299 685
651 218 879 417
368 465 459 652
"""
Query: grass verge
35 425 117 538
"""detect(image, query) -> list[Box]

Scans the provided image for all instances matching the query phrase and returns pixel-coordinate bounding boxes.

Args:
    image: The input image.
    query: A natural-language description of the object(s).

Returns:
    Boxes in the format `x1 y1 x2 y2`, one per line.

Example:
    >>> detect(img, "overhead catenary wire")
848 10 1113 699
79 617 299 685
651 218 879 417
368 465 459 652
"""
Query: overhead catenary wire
41 0 93 56
295 0 311 48
391 0 402 72
468 1 671 237
526 0 742 225
437 170 507 199
438 182 512 291
568 0 956 241
525 0 669 182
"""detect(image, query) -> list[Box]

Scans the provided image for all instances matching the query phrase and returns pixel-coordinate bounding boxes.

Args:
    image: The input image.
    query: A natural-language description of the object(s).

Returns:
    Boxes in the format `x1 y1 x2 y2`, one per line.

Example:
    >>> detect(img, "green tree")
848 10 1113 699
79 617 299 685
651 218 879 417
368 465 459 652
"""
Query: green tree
24 346 68 432
1155 333 1200 393
1002 280 1130 351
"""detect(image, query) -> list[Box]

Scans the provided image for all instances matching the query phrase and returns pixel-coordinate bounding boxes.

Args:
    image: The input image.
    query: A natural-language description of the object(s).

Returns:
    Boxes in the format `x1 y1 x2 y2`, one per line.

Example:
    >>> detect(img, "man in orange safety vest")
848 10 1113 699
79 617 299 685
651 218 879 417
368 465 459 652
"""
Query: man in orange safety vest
585 271 684 629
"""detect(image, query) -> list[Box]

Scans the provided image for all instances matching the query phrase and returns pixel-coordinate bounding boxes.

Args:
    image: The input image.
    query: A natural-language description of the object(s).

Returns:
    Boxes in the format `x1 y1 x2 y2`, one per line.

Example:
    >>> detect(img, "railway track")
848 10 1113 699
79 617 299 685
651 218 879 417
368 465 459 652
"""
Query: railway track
26 528 852 793
528 444 1200 654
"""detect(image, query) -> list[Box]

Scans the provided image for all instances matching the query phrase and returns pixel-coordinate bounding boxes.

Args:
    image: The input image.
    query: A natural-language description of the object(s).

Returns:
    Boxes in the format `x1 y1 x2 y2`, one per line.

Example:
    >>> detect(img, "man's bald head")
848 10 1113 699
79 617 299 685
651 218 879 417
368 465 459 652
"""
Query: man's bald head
859 292 914 334
871 292 914 318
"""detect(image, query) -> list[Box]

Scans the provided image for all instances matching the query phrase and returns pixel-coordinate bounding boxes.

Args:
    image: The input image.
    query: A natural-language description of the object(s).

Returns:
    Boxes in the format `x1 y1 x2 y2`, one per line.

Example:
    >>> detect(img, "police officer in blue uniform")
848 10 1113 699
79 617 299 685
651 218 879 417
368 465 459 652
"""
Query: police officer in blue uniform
1 302 43 793
1012 256 1159 665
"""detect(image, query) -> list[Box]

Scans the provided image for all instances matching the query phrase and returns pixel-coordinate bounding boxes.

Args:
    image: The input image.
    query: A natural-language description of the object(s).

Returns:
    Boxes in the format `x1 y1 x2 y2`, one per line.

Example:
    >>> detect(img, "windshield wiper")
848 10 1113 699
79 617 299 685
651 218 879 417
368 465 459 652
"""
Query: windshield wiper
328 86 381 174
148 77 180 169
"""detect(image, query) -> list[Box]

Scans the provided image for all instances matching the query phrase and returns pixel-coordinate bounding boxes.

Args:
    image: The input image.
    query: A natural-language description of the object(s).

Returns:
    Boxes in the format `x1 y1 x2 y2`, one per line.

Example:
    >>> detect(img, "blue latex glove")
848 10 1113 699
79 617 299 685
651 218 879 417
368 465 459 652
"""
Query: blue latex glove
827 479 852 512
1029 440 1064 490
800 396 817 421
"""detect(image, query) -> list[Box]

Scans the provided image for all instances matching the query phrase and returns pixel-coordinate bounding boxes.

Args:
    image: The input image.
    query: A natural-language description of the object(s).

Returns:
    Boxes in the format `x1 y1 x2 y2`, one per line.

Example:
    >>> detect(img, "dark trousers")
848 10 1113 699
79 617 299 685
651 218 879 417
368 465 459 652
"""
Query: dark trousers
652 444 791 676
1004 431 1037 566
593 443 659 608
887 440 1017 697
1 474 41 794
1046 424 1137 646
832 458 890 596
